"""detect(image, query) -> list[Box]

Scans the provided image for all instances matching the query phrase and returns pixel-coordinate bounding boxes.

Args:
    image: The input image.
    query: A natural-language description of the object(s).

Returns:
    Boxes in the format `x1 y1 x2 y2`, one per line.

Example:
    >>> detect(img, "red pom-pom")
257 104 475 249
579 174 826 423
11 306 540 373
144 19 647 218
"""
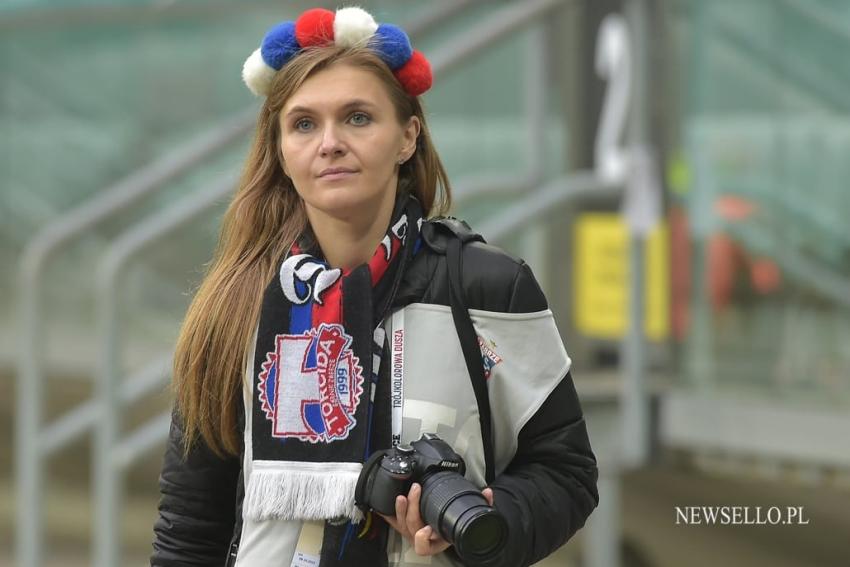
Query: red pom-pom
295 8 335 47
394 50 432 97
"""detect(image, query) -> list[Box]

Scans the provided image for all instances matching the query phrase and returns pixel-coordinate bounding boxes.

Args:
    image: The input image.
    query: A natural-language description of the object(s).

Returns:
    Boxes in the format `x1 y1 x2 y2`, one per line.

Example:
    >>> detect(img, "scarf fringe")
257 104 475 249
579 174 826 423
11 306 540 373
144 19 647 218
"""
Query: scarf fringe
244 462 364 523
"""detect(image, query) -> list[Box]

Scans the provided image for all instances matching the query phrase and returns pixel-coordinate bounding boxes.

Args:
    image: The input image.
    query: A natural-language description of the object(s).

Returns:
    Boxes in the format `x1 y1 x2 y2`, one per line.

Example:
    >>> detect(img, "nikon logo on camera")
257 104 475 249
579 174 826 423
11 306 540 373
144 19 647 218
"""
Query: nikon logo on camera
440 461 460 469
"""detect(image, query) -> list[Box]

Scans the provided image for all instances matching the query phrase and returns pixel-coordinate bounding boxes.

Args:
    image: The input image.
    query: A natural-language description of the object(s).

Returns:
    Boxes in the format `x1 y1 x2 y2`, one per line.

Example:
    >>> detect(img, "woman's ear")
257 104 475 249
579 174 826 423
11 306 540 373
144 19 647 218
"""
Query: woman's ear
401 116 421 159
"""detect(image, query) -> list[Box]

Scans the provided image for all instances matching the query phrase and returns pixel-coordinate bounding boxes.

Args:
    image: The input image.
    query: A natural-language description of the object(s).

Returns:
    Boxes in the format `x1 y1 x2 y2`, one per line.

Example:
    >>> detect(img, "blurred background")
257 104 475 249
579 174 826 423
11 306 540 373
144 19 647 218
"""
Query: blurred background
2 0 850 566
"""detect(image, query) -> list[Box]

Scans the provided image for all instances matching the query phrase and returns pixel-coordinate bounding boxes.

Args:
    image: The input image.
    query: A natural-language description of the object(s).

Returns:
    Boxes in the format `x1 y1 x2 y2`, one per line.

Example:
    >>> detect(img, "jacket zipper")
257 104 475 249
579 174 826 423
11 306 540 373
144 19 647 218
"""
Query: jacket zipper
225 541 239 567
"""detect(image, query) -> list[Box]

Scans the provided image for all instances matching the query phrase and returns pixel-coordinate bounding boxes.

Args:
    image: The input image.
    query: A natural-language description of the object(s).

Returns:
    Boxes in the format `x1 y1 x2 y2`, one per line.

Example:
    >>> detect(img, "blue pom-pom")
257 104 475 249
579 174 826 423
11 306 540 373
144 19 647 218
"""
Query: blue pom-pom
371 23 412 70
261 21 301 70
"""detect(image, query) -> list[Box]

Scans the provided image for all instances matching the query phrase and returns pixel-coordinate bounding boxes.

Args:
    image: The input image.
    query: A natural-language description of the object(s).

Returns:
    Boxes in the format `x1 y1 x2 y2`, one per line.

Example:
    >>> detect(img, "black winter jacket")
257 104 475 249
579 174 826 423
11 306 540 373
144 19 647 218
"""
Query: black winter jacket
151 218 599 567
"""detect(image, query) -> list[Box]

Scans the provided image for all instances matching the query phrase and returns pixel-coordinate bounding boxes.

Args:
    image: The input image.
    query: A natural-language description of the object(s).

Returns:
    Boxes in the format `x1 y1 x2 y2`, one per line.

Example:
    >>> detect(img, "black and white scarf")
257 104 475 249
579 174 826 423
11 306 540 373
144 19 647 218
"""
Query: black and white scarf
244 192 425 565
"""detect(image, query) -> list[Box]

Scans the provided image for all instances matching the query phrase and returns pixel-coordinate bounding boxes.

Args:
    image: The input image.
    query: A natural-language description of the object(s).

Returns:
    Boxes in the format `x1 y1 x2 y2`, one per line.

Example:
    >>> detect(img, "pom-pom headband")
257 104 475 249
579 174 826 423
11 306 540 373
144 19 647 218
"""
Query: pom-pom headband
242 7 432 98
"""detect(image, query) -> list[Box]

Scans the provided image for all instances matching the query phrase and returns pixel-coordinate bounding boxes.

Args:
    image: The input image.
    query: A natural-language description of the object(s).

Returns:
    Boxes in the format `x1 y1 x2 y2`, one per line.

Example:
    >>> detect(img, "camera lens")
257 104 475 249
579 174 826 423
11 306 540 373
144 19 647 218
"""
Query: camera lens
453 508 506 558
420 471 507 565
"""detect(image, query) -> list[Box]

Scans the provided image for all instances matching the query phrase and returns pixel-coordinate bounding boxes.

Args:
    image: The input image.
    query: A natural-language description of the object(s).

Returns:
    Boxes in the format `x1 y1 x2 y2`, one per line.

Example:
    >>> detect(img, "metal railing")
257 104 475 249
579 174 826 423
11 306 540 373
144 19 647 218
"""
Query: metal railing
14 106 256 567
93 172 240 567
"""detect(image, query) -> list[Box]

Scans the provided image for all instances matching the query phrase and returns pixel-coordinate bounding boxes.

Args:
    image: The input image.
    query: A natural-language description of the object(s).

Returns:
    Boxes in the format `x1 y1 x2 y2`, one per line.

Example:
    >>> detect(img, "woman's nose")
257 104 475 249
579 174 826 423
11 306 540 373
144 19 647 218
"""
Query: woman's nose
318 125 346 157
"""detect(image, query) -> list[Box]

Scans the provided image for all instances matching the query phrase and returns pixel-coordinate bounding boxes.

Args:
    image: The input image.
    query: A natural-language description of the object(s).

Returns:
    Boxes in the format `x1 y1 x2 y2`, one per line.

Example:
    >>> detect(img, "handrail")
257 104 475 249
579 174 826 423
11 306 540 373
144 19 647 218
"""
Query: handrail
37 352 172 456
709 17 849 112
778 0 850 47
14 105 254 567
0 0 330 29
478 171 622 242
722 220 850 311
1 0 488 31
405 0 487 38
429 0 565 77
112 410 173 470
93 172 238 567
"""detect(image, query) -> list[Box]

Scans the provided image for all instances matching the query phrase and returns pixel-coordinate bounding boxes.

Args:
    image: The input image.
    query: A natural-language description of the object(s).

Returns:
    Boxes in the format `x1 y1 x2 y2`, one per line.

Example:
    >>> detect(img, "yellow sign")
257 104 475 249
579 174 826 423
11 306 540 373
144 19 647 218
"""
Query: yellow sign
574 213 669 340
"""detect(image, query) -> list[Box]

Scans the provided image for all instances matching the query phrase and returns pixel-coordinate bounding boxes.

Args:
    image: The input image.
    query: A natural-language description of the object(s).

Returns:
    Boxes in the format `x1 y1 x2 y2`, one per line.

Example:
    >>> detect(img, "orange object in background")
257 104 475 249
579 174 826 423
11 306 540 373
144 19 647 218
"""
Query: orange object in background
669 206 691 341
669 196 784 342
707 195 782 312
714 194 756 220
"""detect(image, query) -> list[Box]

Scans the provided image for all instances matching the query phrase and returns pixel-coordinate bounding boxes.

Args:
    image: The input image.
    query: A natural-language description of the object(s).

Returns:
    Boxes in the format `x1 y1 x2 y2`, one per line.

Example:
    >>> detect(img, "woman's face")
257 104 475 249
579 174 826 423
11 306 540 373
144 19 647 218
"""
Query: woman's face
278 63 420 223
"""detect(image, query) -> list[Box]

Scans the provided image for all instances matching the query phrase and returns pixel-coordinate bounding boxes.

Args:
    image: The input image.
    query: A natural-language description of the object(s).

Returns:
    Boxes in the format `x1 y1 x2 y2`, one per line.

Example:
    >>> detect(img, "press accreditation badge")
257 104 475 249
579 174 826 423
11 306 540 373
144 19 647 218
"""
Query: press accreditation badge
290 521 323 567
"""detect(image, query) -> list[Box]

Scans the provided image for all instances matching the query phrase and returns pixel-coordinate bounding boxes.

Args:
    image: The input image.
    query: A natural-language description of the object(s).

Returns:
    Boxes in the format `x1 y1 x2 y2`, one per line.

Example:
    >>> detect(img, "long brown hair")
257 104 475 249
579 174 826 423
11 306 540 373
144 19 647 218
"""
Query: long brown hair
173 45 452 456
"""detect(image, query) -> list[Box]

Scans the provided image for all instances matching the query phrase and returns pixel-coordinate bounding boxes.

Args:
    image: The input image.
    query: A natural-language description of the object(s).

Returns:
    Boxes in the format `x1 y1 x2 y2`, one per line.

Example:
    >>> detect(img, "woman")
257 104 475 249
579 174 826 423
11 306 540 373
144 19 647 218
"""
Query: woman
152 7 598 567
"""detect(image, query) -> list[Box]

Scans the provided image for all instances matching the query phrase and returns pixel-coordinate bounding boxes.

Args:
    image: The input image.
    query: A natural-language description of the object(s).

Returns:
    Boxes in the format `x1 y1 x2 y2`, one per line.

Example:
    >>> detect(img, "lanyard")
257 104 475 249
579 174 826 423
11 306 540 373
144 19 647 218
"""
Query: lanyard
389 309 405 447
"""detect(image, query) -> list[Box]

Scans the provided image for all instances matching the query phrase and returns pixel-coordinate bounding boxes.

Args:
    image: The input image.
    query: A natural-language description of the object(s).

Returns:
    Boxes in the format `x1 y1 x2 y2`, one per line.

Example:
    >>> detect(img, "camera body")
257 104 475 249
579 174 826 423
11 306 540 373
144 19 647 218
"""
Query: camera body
355 433 507 565
355 433 465 515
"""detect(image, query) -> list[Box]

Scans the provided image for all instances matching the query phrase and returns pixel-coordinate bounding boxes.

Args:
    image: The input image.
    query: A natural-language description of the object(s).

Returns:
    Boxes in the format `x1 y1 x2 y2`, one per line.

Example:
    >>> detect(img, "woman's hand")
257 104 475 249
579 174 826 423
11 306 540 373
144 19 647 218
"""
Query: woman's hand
378 483 495 557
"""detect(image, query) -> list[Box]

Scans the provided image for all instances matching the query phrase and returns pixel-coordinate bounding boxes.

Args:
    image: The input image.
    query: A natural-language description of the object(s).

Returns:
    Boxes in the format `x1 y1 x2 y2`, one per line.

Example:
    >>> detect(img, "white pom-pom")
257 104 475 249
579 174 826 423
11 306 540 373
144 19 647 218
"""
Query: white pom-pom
242 48 277 97
333 6 378 47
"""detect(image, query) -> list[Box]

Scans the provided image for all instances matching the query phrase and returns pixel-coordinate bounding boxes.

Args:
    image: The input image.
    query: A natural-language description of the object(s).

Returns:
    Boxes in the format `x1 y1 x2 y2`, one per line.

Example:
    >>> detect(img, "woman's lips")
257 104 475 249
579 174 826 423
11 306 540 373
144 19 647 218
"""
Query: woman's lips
319 170 358 181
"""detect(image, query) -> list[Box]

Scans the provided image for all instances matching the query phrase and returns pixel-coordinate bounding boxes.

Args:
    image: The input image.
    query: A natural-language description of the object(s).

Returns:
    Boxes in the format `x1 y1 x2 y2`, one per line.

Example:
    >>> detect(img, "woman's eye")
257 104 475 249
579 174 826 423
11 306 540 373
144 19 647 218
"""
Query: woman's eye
294 118 313 132
349 112 371 126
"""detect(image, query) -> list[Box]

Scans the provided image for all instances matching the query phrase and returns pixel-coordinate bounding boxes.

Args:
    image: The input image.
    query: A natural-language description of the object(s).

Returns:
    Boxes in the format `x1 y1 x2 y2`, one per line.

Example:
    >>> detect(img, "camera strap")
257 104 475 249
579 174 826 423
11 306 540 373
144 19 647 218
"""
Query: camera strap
445 235 496 485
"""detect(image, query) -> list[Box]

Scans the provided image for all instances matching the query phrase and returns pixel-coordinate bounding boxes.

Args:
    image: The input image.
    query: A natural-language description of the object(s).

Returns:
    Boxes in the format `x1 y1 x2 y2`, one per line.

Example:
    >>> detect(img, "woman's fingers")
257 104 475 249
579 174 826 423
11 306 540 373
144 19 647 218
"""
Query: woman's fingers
405 483 425 536
482 487 494 507
414 526 452 556
377 484 496 557
394 494 410 538
408 484 452 556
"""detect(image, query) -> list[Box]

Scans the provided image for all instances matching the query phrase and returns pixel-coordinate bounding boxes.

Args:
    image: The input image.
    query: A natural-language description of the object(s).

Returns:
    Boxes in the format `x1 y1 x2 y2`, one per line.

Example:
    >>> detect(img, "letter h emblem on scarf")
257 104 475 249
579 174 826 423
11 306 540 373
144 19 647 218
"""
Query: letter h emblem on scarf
258 323 365 443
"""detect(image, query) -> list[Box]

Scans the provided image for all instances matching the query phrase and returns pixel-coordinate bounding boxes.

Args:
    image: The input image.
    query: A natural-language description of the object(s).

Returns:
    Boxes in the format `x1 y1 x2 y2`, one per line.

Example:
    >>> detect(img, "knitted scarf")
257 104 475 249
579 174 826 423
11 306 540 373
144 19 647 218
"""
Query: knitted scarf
244 193 425 565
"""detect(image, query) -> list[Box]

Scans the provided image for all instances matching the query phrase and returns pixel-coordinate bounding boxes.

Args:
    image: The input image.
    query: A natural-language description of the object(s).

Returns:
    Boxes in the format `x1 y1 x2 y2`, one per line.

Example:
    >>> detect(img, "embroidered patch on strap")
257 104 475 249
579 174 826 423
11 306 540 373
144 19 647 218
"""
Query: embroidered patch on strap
477 336 503 380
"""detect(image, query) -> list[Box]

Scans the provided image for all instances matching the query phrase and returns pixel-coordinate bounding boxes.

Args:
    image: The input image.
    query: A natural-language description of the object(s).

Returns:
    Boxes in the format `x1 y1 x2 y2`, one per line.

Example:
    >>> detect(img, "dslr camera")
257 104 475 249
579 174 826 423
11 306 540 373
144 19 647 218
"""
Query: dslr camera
355 433 507 565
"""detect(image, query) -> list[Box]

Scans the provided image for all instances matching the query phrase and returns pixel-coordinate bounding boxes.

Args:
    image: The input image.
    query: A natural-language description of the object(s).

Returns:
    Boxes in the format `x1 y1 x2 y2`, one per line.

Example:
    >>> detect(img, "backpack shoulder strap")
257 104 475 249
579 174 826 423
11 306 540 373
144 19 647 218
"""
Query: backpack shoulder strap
429 218 495 484
420 216 486 252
